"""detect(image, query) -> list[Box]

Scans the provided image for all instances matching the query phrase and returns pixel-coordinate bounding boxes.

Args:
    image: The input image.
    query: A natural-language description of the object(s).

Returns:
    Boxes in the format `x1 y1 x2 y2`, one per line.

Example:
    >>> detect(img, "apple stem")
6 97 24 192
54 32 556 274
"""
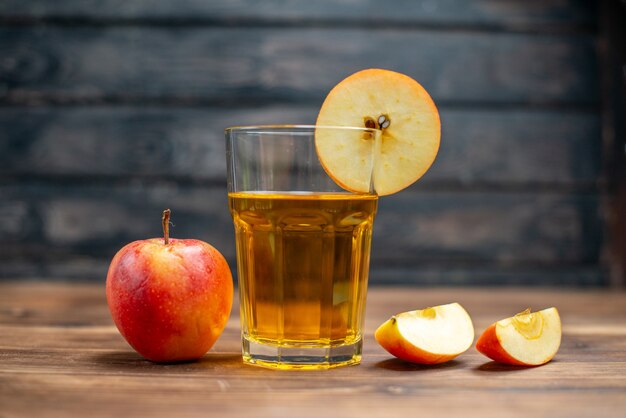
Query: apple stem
162 209 171 245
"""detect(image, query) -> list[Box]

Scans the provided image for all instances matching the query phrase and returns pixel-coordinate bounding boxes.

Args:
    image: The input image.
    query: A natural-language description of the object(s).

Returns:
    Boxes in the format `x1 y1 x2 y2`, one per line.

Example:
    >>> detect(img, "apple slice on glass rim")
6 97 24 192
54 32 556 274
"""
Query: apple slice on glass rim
315 68 441 196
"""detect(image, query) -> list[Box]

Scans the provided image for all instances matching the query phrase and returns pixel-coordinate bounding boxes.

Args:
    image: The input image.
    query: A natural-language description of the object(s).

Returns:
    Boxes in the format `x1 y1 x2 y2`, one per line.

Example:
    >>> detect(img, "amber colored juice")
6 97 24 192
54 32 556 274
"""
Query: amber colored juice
229 191 377 351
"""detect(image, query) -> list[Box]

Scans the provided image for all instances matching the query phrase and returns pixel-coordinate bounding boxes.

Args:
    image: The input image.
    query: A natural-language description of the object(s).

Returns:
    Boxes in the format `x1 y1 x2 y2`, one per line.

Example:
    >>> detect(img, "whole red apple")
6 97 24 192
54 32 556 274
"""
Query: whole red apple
106 209 233 362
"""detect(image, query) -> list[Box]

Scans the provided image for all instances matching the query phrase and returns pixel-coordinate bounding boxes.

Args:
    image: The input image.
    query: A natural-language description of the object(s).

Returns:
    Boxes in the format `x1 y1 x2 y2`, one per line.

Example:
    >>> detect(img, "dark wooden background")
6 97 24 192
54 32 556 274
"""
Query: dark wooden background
1 0 624 287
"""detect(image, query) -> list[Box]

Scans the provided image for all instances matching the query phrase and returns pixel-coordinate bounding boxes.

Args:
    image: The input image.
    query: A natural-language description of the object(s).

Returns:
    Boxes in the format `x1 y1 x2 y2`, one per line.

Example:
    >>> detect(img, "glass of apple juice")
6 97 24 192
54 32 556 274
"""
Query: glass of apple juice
225 125 380 370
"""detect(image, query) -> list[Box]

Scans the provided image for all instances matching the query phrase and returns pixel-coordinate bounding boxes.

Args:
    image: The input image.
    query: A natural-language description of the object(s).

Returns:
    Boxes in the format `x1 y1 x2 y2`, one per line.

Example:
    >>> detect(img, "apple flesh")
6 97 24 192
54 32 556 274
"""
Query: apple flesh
315 68 440 196
476 307 561 366
106 211 233 362
375 303 474 364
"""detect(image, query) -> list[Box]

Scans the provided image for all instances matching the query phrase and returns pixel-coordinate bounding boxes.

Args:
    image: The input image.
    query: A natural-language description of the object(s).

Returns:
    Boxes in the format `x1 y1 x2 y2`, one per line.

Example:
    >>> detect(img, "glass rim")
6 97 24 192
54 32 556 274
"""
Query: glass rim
224 124 381 134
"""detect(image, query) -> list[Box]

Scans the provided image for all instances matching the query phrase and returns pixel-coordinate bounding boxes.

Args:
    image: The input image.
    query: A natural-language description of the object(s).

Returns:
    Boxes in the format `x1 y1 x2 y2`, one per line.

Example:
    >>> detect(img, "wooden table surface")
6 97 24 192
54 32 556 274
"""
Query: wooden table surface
1 282 625 418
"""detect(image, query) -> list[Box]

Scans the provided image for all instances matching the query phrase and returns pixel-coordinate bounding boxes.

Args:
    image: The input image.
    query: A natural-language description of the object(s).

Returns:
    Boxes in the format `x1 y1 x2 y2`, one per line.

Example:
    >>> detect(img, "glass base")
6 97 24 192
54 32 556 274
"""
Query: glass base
242 335 362 370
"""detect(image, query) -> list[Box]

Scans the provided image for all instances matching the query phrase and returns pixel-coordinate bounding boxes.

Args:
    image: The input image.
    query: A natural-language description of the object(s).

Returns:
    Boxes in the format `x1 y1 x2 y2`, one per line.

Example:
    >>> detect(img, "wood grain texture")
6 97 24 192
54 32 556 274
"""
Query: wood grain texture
0 260 606 287
0 0 612 287
0 184 601 262
0 27 598 105
600 0 626 287
0 106 601 185
0 183 603 285
1 283 625 417
0 0 597 28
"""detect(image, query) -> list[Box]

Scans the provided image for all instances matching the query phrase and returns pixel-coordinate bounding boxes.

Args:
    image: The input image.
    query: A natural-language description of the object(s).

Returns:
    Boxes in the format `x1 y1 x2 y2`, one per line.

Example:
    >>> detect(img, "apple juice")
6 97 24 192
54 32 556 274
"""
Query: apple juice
229 191 377 362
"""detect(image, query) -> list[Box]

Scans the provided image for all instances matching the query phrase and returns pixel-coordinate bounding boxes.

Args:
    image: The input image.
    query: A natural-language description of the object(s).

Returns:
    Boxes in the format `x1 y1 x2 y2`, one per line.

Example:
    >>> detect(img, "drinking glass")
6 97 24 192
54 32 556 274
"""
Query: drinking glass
225 125 380 369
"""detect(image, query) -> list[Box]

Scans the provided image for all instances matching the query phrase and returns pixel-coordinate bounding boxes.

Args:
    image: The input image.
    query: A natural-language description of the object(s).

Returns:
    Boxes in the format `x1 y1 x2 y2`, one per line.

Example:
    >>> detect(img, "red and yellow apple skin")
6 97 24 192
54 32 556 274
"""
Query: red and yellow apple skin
375 303 474 365
475 307 561 366
375 319 461 365
475 324 527 366
106 238 233 362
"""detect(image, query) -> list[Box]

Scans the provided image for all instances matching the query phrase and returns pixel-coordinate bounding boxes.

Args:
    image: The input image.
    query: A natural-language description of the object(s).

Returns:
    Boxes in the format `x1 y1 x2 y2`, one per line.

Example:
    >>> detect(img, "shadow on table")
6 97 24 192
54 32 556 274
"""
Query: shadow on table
90 351 242 372
374 358 551 373
374 358 462 371
473 360 543 373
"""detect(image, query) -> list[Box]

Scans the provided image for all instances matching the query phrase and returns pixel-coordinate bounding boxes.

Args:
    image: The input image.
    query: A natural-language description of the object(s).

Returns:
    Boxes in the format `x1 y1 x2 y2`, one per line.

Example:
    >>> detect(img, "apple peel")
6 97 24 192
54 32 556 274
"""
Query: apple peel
476 307 561 366
375 303 474 364
106 209 234 363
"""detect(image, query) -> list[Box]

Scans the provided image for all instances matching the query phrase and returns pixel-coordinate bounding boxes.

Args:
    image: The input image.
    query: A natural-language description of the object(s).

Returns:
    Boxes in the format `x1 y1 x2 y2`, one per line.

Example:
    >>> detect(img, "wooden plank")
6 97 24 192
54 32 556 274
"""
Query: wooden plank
375 191 601 264
0 106 601 185
0 27 599 105
0 257 607 286
599 0 626 287
370 265 606 287
2 347 626 387
0 0 597 28
1 380 624 418
0 284 625 417
2 283 625 327
0 184 602 273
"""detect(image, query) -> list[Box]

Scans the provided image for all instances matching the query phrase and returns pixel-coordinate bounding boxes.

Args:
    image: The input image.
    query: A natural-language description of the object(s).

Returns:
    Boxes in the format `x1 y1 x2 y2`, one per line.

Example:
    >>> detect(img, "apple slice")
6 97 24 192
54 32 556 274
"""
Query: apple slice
476 307 561 366
375 303 474 364
316 68 440 196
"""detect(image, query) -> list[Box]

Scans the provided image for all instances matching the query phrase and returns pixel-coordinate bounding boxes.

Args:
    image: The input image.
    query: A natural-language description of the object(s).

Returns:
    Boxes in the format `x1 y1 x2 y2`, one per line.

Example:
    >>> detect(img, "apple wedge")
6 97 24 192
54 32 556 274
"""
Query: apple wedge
476 307 561 366
375 303 474 364
316 68 440 196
